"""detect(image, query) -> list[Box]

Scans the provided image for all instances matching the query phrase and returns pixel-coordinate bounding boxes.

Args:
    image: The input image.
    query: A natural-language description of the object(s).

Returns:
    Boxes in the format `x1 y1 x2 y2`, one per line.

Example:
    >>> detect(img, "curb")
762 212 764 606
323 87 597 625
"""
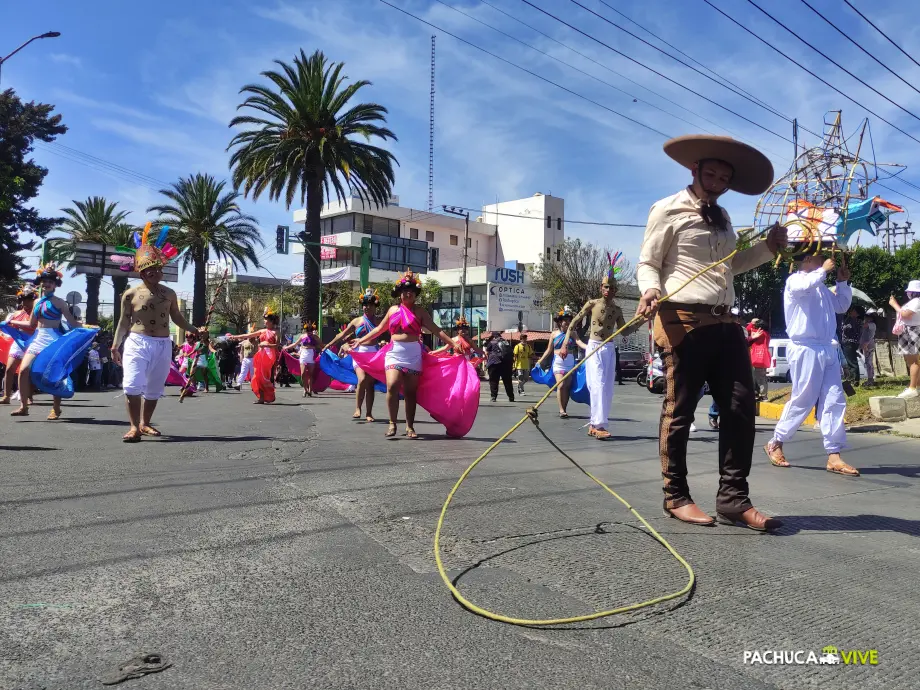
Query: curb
757 401 816 426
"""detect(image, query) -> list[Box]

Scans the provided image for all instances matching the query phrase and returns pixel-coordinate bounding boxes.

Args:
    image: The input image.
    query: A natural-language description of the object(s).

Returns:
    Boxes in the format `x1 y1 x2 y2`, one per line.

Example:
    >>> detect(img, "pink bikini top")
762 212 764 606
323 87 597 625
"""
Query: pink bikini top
388 305 422 337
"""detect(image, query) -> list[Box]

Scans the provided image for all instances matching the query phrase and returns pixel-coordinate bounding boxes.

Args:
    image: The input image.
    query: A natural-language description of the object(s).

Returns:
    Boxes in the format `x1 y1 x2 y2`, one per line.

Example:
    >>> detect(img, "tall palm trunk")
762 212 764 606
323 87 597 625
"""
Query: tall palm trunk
193 252 207 326
303 174 323 325
85 275 101 324
112 275 129 327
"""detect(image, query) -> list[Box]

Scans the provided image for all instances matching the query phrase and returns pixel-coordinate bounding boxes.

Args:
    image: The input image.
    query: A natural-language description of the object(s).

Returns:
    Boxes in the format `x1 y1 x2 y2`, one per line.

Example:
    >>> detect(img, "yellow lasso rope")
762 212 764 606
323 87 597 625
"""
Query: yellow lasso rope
434 245 760 626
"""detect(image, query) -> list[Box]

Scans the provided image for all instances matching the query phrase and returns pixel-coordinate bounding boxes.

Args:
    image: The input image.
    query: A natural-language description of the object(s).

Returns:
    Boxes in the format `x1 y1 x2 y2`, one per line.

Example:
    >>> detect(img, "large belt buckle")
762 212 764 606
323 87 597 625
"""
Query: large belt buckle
710 304 727 316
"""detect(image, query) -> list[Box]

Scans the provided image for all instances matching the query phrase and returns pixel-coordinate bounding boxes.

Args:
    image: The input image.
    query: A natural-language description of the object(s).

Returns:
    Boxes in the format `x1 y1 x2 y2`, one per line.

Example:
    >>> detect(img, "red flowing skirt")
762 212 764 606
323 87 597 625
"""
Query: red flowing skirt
251 347 278 402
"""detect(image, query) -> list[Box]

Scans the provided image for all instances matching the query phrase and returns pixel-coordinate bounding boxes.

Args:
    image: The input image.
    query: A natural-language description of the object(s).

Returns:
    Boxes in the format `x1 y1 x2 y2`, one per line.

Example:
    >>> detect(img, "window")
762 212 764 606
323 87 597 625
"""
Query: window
409 227 419 240
333 214 354 233
546 246 551 259
556 249 561 261
367 235 429 274
466 237 472 248
546 215 552 228
557 217 562 231
450 235 459 246
425 230 434 242
777 346 787 358
429 247 439 271
471 285 487 307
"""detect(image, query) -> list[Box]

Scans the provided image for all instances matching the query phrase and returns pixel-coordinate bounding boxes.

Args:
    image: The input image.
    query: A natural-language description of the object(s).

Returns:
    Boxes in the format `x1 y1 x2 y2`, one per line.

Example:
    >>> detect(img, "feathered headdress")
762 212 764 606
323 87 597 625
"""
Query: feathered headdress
16 285 38 300
263 308 279 323
360 287 380 306
110 222 180 273
603 250 624 286
391 268 422 297
302 320 317 331
554 305 575 321
455 315 469 328
33 262 63 286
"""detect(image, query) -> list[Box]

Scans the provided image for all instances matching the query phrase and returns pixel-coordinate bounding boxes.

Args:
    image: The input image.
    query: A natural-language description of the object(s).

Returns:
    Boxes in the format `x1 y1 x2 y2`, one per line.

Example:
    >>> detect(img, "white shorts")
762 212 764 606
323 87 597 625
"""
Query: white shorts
552 353 575 374
299 348 316 366
25 328 60 357
351 344 377 371
123 332 173 400
8 340 25 360
385 341 422 374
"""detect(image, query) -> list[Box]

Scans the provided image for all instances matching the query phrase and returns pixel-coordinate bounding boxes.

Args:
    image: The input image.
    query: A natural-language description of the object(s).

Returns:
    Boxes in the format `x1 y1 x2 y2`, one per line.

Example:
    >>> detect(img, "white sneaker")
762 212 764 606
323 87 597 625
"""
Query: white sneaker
690 422 698 433
11 390 20 401
897 388 919 399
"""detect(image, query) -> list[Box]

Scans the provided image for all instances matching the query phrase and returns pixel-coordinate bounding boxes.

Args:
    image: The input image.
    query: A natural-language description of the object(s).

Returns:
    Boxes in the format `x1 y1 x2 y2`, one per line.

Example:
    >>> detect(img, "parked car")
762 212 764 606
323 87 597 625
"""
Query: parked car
617 349 645 378
767 338 866 382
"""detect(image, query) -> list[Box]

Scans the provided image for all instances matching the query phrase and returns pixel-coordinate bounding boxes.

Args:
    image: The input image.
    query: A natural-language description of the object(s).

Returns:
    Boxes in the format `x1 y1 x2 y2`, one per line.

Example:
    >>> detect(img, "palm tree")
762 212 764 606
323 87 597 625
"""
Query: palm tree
228 49 397 325
148 173 263 325
51 197 130 324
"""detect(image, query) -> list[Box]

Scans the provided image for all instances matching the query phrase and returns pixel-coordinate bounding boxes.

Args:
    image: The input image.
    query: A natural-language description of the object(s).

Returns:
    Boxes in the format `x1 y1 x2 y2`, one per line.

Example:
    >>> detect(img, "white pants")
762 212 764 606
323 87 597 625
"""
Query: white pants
122 333 173 400
586 340 616 428
772 342 847 453
237 357 254 385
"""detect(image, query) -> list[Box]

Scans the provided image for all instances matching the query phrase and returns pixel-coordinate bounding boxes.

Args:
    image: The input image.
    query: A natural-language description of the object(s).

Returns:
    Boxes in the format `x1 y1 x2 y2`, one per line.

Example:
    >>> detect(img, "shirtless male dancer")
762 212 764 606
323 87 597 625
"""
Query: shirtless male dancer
112 236 196 442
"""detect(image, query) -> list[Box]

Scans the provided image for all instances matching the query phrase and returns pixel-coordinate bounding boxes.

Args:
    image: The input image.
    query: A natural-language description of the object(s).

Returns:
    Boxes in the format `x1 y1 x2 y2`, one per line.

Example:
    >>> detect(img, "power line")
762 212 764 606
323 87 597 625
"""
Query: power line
565 0 791 123
36 143 165 192
842 0 920 73
797 0 920 100
378 0 673 138
516 0 792 143
434 0 716 134
457 205 645 226
744 0 920 126
593 0 777 116
700 0 920 148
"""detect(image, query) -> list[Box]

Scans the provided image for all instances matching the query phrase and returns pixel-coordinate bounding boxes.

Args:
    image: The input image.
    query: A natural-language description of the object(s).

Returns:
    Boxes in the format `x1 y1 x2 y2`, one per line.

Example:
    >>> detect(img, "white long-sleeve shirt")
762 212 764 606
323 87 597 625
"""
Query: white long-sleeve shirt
783 268 852 344
637 187 774 306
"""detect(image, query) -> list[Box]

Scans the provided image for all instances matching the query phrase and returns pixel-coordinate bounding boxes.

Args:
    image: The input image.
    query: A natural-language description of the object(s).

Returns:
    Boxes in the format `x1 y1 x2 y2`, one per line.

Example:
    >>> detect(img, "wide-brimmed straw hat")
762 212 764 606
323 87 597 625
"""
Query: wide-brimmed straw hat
663 135 774 196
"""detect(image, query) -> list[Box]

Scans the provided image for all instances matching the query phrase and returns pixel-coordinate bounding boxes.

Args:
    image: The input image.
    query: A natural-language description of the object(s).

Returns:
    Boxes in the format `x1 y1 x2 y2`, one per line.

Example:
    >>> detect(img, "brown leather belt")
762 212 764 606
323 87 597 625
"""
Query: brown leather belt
659 302 732 316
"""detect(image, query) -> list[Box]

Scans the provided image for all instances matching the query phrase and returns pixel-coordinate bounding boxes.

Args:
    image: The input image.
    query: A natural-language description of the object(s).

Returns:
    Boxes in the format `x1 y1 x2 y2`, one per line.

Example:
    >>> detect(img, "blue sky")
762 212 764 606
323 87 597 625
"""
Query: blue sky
5 0 920 306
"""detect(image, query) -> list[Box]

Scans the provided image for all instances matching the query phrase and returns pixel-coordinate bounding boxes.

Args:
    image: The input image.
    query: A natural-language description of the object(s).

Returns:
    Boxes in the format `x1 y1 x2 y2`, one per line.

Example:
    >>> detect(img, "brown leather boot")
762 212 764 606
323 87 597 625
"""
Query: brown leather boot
664 503 715 525
717 507 782 531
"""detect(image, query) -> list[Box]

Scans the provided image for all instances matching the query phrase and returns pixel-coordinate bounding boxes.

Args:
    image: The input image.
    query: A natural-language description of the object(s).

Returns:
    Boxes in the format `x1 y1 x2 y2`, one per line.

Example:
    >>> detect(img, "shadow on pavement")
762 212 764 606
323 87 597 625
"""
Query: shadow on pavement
776 514 920 537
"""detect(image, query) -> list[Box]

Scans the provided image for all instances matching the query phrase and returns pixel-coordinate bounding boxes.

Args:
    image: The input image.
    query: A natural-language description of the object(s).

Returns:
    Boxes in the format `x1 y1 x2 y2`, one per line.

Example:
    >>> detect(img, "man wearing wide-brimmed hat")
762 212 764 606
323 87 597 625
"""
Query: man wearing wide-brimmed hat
764 246 860 477
637 135 787 531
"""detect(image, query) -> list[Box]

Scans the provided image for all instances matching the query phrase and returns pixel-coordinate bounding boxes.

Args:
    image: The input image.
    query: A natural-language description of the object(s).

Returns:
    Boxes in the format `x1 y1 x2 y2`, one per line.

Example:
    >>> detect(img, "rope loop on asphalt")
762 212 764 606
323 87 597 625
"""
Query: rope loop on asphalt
433 244 760 626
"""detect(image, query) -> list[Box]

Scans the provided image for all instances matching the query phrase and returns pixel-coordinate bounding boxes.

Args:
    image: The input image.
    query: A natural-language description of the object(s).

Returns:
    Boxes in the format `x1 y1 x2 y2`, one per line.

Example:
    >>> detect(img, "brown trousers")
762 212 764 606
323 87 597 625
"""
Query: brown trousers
656 315 756 514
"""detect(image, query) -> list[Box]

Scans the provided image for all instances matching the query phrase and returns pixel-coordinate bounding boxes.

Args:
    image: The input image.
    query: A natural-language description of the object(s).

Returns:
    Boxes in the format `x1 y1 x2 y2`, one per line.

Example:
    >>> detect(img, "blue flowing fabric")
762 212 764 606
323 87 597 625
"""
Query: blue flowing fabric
30 327 96 398
530 363 590 404
0 321 31 350
319 349 386 392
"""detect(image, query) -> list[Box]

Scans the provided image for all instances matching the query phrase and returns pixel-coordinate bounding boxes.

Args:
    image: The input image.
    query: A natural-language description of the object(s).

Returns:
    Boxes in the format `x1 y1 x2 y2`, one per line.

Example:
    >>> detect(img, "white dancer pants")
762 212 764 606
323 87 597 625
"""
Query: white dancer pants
237 357 254 385
585 339 616 428
123 332 173 400
772 342 847 453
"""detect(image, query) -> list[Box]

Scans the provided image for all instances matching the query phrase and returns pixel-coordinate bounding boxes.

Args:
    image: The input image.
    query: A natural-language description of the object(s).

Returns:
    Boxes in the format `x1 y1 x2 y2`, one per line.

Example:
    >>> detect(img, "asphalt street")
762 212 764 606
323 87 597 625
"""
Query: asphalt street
1 378 918 689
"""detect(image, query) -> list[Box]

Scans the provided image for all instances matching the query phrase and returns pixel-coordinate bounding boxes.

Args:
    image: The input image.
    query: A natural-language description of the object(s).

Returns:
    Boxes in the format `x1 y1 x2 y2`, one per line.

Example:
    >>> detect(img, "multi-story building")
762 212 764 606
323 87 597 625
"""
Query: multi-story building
291 192 567 332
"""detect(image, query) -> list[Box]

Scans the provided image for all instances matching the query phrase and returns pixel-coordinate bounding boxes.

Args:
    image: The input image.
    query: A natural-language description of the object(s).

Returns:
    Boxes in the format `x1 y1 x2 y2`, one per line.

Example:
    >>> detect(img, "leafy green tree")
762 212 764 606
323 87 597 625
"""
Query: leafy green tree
148 173 263 325
228 49 398 327
0 89 67 292
49 197 130 324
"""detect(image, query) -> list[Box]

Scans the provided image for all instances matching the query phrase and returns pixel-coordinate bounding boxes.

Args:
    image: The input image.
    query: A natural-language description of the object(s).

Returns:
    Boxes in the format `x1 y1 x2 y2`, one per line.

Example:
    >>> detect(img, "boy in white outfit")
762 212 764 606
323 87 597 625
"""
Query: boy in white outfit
764 250 860 476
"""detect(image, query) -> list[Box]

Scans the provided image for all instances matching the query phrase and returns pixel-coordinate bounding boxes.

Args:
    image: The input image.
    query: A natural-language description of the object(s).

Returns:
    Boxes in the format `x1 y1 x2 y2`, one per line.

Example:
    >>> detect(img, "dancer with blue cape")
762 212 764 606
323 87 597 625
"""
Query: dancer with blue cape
322 288 384 421
533 306 588 418
1 285 38 405
111 222 196 441
10 263 94 420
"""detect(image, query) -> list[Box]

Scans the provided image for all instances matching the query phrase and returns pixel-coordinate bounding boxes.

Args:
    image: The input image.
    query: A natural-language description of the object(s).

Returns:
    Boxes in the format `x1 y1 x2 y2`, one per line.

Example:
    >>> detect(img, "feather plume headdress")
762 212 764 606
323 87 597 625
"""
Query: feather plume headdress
360 287 380 306
554 305 575 321
110 222 180 273
391 268 422 297
33 262 63 286
455 314 470 327
602 250 623 286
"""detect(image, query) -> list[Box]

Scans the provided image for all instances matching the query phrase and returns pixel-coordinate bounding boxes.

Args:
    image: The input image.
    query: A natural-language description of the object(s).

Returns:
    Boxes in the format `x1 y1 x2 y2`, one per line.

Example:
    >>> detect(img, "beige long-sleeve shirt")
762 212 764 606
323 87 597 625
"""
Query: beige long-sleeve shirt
637 187 774 306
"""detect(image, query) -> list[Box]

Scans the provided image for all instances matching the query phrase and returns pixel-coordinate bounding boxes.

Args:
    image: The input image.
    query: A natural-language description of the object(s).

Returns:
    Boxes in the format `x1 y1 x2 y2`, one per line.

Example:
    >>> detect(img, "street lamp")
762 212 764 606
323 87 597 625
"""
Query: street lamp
0 32 62 85
442 205 470 324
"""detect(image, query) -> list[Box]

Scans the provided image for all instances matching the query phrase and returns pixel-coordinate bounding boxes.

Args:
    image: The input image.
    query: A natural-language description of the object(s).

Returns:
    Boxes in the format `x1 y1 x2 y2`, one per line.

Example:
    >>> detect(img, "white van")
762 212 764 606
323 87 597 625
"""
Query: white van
767 338 866 382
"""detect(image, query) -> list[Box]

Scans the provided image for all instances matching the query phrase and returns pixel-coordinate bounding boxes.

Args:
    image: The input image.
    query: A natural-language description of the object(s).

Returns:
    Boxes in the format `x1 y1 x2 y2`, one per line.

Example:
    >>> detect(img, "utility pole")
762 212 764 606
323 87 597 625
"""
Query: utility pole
443 206 470 322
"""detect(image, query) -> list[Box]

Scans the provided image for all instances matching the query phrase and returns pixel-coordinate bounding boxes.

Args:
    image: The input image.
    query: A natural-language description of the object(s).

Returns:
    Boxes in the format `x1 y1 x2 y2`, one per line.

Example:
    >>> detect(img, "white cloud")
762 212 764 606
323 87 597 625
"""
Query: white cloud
49 53 82 68
52 89 160 122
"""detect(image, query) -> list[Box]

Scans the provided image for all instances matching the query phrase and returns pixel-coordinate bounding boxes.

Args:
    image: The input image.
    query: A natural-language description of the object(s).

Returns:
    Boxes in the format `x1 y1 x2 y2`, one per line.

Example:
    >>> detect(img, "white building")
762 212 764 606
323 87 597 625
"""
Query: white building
291 192 565 331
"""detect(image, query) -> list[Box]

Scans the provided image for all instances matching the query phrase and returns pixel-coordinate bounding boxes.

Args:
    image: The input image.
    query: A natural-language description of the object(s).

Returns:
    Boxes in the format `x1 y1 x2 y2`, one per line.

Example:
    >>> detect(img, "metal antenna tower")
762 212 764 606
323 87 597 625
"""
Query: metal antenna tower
429 35 436 213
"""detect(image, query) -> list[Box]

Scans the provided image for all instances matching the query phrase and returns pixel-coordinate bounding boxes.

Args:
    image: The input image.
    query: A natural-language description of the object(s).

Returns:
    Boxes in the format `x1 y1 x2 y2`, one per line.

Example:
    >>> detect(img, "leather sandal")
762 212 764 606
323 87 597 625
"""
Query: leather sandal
764 441 789 467
827 455 860 477
47 409 61 420
664 503 715 526
593 428 612 440
10 407 28 417
385 423 397 438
